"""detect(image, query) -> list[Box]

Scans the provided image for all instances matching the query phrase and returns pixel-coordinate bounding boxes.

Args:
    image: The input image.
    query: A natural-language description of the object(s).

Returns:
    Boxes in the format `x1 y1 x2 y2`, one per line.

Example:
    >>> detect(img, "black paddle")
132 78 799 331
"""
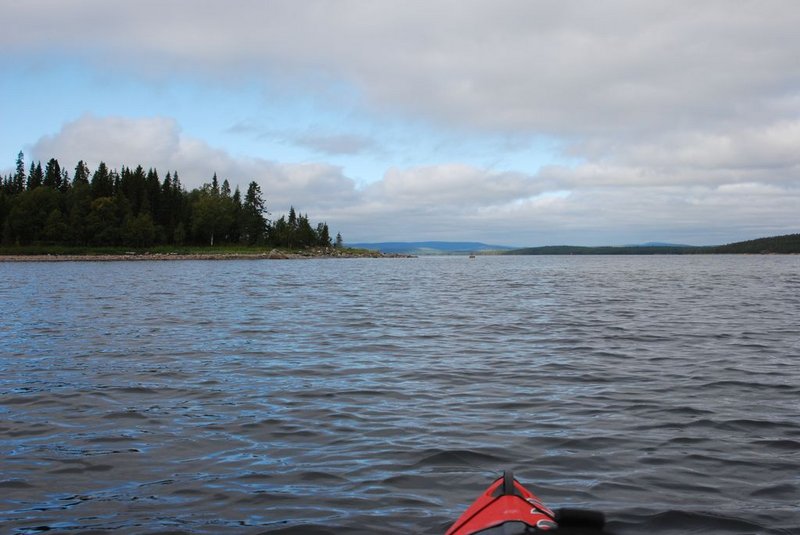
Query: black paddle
554 508 608 533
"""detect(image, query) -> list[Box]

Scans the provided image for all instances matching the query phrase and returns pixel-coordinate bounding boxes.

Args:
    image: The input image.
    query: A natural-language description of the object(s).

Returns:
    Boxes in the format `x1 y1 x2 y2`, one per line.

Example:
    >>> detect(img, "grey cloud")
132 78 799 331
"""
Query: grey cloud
291 133 376 156
5 1 800 137
224 120 263 136
225 121 378 156
370 164 541 206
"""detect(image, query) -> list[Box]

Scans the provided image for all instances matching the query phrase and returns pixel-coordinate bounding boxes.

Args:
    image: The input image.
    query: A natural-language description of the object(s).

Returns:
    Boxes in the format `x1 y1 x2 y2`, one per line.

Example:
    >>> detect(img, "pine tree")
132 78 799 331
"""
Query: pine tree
145 168 160 220
231 186 242 244
91 162 113 198
43 158 62 189
27 162 43 190
317 222 331 247
73 160 90 187
59 169 71 193
13 151 25 194
122 165 147 215
242 181 267 245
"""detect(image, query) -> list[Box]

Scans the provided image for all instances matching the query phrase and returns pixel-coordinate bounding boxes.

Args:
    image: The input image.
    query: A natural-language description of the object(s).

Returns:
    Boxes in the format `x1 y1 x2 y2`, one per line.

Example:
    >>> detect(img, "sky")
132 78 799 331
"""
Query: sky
1 1 799 246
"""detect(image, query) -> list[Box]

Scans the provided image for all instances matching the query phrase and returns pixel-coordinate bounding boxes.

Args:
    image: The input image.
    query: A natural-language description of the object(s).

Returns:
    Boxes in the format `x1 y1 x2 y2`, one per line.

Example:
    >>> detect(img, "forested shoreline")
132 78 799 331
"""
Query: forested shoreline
506 233 800 255
0 152 341 249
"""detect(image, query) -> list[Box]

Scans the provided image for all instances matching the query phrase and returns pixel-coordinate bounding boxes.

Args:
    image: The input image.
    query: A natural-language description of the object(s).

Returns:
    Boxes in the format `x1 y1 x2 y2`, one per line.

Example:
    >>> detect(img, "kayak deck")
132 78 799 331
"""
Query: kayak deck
445 472 558 534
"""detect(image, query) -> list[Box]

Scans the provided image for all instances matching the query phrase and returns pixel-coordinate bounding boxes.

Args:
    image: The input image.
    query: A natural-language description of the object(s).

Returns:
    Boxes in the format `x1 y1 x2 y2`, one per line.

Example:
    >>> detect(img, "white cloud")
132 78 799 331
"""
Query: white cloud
30 115 359 213
32 115 183 171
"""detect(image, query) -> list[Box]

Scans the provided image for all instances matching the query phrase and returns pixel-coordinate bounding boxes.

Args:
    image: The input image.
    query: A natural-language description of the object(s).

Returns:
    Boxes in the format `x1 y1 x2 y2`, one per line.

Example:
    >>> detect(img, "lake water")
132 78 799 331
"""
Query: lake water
1 255 799 534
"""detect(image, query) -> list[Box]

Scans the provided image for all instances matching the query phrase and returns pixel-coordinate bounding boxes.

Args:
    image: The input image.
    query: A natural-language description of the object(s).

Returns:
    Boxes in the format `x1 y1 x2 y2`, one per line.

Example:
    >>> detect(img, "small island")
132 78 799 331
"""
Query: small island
0 152 409 260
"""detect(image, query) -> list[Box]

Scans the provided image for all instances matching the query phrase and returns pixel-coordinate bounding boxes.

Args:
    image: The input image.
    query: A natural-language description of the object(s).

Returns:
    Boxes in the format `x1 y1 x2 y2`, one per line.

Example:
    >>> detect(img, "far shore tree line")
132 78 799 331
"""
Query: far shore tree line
0 152 343 249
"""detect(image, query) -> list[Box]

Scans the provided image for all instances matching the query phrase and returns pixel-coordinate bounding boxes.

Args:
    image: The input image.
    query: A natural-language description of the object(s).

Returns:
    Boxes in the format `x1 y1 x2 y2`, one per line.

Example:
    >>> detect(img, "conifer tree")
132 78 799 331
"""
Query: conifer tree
231 185 243 244
242 181 267 245
91 162 113 198
13 151 25 194
27 162 43 190
59 169 71 193
317 222 331 246
43 158 62 189
145 168 160 219
73 160 90 187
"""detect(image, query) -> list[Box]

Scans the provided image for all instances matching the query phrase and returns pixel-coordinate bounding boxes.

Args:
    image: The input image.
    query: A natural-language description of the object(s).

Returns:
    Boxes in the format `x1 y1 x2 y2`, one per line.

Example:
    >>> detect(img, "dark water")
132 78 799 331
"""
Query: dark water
1 255 799 534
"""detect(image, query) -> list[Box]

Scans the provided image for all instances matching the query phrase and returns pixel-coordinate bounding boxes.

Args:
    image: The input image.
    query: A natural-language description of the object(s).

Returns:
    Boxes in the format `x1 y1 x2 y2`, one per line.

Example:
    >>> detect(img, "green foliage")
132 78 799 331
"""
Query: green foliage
0 153 342 251
190 186 235 246
5 187 61 244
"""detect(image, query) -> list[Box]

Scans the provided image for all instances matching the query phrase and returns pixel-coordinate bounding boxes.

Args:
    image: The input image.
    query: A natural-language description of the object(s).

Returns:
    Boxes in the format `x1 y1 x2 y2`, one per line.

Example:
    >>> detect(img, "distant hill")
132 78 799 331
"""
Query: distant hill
506 244 704 255
348 241 515 255
627 242 693 247
507 233 800 255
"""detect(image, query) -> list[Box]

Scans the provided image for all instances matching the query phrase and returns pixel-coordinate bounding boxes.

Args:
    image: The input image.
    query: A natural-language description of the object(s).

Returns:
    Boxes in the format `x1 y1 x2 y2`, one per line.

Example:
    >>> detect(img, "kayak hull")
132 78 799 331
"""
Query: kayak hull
445 472 558 534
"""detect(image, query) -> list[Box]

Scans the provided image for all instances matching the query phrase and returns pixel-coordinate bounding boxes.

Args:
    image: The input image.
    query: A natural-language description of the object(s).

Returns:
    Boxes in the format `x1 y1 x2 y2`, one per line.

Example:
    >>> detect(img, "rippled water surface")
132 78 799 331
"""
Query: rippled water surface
1 255 799 534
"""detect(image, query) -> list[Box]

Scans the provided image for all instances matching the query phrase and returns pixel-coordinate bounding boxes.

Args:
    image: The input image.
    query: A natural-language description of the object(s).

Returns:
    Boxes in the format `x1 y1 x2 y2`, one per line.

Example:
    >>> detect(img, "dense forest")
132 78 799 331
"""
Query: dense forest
707 233 800 254
0 152 341 249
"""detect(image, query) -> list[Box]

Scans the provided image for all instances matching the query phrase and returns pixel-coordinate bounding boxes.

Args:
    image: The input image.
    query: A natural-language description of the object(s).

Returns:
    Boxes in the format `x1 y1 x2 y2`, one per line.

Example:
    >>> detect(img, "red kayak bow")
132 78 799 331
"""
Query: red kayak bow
445 471 606 535
445 471 557 534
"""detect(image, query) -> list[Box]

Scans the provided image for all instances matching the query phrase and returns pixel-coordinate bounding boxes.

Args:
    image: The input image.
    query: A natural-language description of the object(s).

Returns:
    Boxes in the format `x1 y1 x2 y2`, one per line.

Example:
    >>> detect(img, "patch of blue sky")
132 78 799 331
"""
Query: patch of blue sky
1 56 574 184
0 59 90 164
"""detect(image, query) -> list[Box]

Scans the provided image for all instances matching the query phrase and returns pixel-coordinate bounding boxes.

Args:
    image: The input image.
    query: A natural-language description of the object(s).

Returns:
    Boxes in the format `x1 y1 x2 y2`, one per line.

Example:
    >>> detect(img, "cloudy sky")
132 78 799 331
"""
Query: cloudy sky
2 1 799 246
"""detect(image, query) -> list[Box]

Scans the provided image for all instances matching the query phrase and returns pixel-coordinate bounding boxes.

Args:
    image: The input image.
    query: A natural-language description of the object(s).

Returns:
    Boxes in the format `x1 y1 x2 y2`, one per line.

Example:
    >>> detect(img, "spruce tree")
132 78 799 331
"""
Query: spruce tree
43 158 62 189
73 160 90 187
60 169 71 193
14 151 25 194
91 162 113 198
27 162 43 190
145 168 160 219
317 222 331 247
242 181 267 245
